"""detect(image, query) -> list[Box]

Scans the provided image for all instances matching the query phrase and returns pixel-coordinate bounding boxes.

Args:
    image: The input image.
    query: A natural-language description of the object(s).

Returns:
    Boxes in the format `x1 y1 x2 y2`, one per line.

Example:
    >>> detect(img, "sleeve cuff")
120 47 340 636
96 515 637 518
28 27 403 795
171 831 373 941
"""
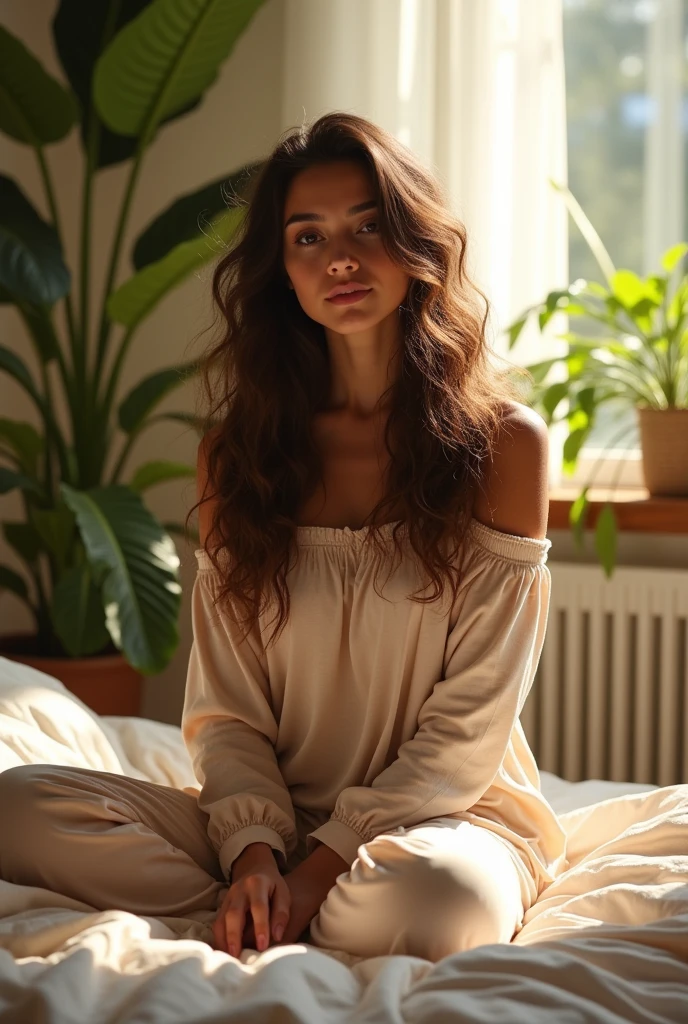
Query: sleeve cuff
218 824 288 882
306 818 366 868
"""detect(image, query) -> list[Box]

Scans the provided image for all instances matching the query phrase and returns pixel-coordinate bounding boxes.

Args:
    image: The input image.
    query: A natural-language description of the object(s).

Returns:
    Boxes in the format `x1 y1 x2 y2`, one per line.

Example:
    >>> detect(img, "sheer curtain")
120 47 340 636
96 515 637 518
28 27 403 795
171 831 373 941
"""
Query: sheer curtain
281 0 569 484
644 0 685 277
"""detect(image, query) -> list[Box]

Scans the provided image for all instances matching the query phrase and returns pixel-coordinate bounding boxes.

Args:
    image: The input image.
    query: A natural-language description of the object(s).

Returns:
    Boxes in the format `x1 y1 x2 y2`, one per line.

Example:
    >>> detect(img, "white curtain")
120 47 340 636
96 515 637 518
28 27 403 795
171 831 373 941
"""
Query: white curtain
643 0 685 277
281 0 569 484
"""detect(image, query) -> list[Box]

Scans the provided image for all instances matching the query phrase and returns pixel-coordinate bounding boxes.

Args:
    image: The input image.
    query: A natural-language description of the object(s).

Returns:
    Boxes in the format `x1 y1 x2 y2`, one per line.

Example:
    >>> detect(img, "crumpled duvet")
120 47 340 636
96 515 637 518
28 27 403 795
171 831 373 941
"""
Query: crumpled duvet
0 656 686 1024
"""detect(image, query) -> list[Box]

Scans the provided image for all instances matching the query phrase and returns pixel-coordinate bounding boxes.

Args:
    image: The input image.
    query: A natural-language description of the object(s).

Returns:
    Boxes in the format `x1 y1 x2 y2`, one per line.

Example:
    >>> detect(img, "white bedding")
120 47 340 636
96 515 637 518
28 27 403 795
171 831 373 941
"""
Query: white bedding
0 655 686 1023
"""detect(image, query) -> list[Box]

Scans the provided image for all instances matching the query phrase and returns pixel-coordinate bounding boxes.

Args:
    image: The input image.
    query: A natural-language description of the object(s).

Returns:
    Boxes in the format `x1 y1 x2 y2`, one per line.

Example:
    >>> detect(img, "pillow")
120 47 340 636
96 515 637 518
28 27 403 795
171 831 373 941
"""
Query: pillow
0 656 199 791
0 656 129 776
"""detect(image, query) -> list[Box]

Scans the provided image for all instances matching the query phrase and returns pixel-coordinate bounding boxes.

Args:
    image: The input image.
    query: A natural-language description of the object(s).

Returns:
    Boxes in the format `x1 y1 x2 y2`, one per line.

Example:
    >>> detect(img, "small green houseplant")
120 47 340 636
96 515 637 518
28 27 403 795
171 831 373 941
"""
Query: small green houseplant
506 180 688 577
0 0 266 676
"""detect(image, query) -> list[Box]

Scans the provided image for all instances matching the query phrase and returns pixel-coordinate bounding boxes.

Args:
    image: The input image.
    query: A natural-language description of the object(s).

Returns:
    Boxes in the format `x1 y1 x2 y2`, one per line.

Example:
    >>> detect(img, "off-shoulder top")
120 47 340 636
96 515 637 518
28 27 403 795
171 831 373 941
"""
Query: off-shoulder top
181 517 569 896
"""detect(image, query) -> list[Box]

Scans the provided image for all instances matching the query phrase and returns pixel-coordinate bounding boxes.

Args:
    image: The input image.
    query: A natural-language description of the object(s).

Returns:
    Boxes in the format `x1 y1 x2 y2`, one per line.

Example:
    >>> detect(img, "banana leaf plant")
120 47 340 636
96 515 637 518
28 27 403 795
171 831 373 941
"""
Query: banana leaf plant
505 179 688 578
0 0 267 671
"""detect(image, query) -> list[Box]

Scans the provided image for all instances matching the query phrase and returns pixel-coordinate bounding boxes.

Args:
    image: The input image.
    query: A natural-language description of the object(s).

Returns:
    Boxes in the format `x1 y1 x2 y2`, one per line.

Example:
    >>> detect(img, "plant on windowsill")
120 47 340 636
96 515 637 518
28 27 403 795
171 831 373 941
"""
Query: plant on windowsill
0 0 266 713
505 180 688 578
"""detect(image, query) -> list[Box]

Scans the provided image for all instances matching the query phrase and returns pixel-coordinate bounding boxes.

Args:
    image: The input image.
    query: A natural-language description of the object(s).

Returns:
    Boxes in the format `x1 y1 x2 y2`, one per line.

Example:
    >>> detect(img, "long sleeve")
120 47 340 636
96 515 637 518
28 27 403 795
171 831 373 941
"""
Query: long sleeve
307 526 552 867
181 550 297 882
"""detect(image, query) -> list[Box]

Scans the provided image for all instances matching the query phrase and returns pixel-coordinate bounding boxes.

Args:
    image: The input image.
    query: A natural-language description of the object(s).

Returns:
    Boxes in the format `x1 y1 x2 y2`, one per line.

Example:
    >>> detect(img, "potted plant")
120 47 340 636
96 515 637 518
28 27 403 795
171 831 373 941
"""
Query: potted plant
506 180 688 578
0 0 266 714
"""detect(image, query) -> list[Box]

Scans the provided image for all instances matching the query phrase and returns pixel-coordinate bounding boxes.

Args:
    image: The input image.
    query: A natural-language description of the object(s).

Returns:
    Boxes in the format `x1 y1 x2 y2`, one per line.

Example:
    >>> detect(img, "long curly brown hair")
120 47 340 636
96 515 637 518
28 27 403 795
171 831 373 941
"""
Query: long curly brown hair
187 111 530 649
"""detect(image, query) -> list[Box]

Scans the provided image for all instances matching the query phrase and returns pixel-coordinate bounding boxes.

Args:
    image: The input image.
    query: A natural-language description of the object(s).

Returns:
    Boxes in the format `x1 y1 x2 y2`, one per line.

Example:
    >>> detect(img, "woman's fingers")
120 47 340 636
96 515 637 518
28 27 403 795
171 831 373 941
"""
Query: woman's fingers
212 914 226 952
241 883 290 949
213 865 292 957
271 884 291 943
246 875 272 951
220 875 271 954
222 890 248 958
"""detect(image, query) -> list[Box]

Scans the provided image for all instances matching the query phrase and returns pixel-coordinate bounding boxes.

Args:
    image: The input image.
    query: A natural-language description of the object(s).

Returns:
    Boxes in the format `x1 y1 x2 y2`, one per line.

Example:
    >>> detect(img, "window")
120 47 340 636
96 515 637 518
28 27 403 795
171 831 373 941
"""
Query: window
561 0 687 488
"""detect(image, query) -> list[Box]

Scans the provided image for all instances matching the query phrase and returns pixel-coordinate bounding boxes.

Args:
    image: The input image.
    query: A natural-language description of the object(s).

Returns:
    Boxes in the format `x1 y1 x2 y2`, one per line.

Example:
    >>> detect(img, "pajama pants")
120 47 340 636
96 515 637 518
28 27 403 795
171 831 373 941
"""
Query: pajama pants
0 764 529 963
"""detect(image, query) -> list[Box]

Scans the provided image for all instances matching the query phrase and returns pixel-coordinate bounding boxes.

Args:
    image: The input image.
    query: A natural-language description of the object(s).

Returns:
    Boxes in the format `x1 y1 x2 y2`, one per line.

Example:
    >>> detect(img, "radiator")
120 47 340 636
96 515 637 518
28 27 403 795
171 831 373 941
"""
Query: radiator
521 563 688 787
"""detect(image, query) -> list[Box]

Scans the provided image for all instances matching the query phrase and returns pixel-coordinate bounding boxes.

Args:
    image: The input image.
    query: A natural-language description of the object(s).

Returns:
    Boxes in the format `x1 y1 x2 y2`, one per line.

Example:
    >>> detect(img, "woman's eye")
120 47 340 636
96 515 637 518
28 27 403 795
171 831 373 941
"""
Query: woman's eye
294 221 378 246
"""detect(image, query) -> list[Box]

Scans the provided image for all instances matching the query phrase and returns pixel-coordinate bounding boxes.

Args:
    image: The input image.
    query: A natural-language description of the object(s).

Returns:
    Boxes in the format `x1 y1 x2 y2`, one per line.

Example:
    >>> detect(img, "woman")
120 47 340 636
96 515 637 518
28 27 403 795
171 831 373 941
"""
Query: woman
185 110 568 960
0 112 568 964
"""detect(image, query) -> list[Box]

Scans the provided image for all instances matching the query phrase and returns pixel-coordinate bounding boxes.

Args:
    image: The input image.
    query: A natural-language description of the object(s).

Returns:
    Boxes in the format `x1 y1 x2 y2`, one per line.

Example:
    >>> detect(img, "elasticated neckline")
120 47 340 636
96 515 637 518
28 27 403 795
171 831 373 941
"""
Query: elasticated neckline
294 519 404 545
295 517 550 564
196 516 551 568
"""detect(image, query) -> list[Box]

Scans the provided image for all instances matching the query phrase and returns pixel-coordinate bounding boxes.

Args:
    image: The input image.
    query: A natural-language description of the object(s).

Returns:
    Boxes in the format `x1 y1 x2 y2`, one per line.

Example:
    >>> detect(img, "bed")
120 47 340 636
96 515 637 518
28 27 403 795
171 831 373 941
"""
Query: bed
0 655 686 1023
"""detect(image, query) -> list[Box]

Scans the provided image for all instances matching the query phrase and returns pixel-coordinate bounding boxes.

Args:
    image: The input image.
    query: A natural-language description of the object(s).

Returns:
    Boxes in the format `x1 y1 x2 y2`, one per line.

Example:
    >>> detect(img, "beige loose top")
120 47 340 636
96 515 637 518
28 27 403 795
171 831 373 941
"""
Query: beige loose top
181 517 569 895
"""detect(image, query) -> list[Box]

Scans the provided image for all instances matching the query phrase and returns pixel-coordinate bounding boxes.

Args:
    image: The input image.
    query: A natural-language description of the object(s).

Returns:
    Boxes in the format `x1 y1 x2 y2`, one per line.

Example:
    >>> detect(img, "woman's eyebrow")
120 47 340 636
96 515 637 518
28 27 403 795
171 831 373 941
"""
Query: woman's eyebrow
284 200 377 229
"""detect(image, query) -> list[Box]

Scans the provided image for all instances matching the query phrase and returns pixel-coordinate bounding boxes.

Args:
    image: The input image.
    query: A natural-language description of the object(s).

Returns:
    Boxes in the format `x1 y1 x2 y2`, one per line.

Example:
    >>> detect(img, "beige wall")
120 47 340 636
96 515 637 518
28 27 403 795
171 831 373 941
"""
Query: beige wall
0 0 285 724
1 1 686 727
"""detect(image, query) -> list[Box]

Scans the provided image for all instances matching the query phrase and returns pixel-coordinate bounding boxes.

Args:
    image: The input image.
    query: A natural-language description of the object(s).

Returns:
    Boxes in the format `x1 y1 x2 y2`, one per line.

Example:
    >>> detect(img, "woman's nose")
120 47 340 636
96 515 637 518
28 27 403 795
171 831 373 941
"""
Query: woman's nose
328 255 359 272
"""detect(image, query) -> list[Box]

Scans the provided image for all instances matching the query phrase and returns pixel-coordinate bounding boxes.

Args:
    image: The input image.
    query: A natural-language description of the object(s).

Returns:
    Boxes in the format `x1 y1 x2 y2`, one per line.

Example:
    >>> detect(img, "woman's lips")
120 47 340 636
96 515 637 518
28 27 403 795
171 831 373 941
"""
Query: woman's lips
326 288 372 305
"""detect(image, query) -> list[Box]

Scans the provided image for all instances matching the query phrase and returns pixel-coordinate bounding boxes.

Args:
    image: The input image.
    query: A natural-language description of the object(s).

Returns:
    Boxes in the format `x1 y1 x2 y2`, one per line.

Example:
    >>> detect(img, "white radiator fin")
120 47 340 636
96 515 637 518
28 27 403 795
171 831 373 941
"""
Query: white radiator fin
521 564 688 786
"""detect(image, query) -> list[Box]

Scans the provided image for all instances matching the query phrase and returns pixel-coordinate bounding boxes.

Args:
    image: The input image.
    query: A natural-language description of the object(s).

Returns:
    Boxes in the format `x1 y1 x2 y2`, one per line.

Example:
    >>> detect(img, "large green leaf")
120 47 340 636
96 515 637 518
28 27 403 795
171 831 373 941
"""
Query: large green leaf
576 385 597 418
133 162 262 268
93 0 266 144
668 278 688 329
17 302 60 362
595 503 618 579
61 483 181 674
524 357 564 386
130 460 196 492
0 419 43 474
569 487 589 550
32 502 76 574
0 24 78 145
0 175 71 306
0 564 30 606
506 313 529 350
3 522 42 563
0 346 45 419
661 242 688 275
52 0 202 169
562 421 591 474
540 381 570 422
610 269 647 310
118 362 199 433
108 206 244 328
0 467 42 497
51 561 110 657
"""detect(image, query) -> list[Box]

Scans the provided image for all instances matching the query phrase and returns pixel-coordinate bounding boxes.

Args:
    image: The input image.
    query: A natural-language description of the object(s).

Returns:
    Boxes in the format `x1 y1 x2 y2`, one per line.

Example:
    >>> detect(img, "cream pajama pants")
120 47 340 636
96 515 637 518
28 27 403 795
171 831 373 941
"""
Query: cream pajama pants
0 764 528 963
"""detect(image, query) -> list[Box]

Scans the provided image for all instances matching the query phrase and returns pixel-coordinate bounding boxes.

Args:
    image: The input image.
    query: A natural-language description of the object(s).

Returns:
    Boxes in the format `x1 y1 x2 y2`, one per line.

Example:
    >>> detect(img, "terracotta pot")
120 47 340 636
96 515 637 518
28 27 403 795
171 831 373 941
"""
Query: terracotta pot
637 407 688 497
0 633 143 717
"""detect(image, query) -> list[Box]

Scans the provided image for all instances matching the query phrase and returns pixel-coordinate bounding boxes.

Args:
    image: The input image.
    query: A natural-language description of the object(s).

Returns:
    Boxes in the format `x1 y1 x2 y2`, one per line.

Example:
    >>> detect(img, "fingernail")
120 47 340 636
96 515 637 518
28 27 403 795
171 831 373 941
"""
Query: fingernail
257 934 267 951
274 924 284 941
227 943 236 957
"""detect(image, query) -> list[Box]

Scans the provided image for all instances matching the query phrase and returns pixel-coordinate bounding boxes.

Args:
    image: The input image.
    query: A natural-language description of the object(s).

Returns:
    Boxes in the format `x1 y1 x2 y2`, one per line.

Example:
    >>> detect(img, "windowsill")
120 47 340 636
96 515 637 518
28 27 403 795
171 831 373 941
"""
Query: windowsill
548 486 688 534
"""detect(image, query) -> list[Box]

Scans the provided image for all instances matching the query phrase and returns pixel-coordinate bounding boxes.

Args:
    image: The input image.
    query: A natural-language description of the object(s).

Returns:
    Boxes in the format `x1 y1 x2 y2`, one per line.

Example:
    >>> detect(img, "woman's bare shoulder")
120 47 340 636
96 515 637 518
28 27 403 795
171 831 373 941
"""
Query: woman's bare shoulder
472 402 549 540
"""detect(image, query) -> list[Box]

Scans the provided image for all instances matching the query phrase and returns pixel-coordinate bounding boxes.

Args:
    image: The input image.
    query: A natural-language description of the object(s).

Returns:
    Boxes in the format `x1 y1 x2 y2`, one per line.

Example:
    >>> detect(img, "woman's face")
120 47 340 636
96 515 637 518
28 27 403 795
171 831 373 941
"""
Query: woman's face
282 160 410 332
